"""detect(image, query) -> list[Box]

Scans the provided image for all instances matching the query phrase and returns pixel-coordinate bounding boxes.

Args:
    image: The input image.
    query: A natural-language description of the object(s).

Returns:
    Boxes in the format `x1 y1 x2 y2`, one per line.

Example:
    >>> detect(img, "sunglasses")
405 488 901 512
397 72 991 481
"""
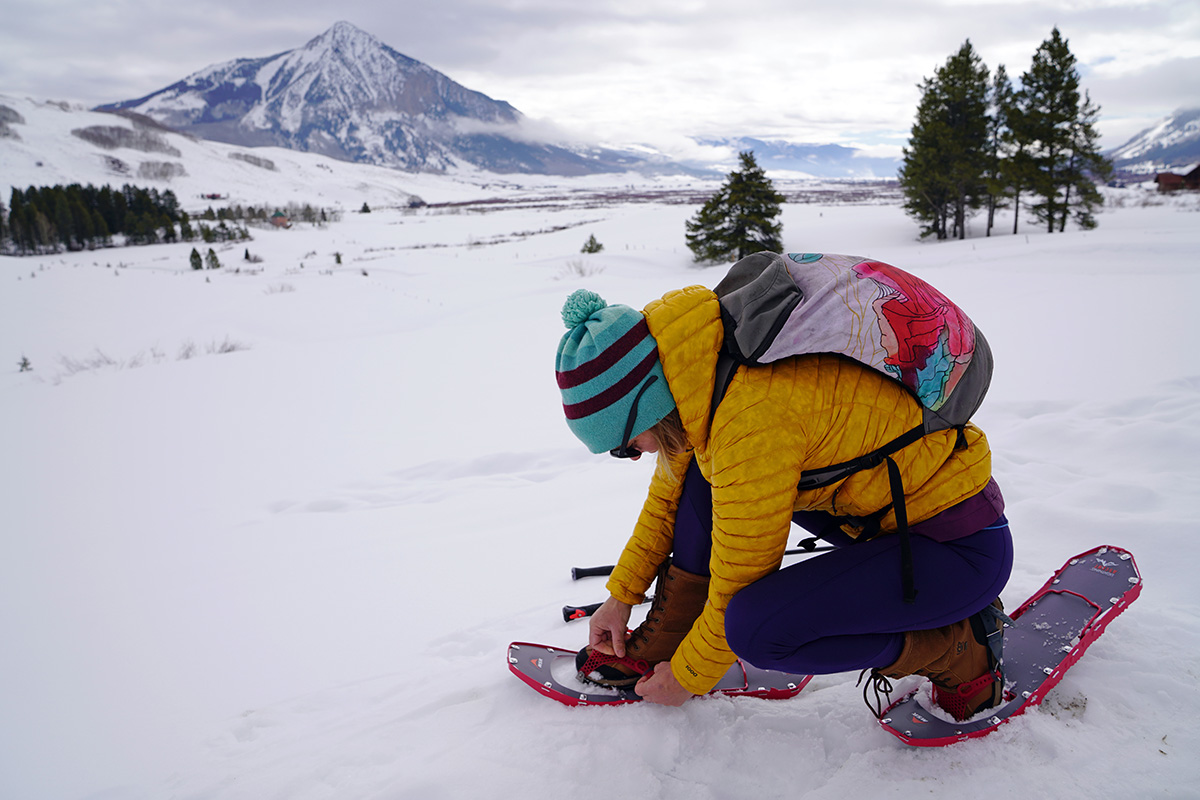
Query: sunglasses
610 375 658 459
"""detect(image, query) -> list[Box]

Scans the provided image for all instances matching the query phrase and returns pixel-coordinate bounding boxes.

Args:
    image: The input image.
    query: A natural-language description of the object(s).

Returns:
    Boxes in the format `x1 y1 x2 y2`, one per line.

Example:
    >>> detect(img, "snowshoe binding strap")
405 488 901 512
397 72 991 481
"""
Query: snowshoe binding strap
575 647 651 688
931 666 1004 721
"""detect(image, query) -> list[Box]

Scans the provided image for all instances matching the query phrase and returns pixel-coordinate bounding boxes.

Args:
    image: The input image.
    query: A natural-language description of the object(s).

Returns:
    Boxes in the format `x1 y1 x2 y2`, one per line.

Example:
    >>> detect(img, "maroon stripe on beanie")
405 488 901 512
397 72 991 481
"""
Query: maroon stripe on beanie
562 349 658 420
556 318 650 390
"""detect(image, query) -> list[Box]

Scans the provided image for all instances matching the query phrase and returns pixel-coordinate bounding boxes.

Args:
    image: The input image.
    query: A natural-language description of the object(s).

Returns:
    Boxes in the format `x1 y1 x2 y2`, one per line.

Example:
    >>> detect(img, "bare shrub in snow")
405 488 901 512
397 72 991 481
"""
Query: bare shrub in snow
58 349 118 377
137 161 187 181
229 152 278 171
557 259 604 280
207 337 249 355
71 125 181 156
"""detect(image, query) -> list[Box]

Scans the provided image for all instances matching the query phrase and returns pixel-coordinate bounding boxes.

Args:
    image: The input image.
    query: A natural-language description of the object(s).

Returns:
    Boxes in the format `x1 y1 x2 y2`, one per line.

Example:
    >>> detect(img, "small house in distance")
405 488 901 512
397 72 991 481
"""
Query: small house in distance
269 211 291 228
1154 165 1200 192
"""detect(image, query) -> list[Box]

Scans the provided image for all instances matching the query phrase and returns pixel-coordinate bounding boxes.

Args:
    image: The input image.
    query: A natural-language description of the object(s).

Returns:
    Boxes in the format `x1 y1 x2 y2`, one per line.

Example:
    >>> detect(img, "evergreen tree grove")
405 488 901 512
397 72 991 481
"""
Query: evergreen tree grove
685 151 785 263
898 29 1111 240
3 182 187 254
899 40 991 240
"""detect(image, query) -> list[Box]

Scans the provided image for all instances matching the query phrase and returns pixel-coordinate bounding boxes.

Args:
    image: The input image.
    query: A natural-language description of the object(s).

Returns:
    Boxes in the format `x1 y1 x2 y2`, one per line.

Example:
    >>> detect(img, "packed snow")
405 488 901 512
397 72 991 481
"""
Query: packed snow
2 104 1200 799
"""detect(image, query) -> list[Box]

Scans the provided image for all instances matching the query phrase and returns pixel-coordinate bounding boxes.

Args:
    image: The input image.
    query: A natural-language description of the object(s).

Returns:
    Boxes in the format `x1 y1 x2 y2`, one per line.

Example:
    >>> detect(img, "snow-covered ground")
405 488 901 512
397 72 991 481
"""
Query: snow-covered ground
3 114 1200 798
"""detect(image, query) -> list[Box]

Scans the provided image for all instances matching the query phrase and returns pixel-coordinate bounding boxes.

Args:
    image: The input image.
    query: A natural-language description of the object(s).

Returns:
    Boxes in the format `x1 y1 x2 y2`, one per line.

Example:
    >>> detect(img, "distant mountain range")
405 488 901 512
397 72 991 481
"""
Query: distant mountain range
96 22 656 177
1105 108 1200 173
94 22 899 179
696 137 902 179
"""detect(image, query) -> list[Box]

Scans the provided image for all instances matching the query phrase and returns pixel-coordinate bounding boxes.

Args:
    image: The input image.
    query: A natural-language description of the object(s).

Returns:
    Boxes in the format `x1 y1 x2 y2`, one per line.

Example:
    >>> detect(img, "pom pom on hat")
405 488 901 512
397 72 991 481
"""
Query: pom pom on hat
561 289 608 329
554 290 677 454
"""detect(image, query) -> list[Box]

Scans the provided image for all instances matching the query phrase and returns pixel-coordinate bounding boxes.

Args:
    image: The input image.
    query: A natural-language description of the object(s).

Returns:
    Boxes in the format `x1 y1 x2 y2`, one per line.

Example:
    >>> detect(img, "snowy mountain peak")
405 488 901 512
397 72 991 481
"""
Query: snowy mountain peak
311 20 379 48
96 23 639 175
1107 107 1200 171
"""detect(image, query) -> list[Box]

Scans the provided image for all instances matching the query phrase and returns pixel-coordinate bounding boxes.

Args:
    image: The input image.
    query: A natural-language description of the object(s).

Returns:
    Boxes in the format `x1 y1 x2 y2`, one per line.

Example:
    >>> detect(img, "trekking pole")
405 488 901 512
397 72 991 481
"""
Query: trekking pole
563 595 653 622
570 545 834 580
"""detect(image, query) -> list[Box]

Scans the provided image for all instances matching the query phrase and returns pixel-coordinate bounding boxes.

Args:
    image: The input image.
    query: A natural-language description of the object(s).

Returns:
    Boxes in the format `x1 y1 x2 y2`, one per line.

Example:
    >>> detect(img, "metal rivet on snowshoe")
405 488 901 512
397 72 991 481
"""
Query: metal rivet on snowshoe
1120 553 1130 560
1022 691 1031 698
1070 559 1079 565
1129 577 1140 584
1043 666 1054 675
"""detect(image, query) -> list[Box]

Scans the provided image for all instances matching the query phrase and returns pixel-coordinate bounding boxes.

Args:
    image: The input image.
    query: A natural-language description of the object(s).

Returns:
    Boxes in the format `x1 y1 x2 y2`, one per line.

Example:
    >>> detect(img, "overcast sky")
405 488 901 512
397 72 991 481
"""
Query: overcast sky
3 0 1197 157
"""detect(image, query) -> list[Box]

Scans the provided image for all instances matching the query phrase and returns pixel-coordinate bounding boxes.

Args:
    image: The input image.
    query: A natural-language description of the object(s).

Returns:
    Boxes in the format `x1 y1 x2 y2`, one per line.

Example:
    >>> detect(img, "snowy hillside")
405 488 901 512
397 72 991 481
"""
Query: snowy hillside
1106 107 1200 172
0 91 724 217
0 92 518 210
2 164 1199 799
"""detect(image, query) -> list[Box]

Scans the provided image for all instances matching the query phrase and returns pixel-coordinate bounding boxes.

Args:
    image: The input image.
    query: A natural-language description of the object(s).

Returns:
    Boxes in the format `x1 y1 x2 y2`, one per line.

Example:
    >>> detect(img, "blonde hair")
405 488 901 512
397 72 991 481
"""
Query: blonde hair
649 409 691 481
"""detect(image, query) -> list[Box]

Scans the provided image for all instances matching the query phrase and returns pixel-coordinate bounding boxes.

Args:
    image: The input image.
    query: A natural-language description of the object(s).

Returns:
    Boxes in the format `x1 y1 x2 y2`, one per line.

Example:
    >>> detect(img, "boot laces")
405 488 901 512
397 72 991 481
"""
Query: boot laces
857 669 895 720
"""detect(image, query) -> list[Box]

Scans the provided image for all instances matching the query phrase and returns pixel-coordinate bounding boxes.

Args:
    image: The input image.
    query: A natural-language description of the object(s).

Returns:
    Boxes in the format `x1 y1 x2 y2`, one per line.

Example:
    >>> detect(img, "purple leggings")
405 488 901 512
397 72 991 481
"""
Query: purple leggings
671 460 1013 674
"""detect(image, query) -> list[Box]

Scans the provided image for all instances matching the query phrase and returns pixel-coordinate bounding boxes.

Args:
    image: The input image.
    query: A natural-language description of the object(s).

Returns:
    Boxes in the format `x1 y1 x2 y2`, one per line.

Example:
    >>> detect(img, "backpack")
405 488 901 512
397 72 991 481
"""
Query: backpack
711 251 994 602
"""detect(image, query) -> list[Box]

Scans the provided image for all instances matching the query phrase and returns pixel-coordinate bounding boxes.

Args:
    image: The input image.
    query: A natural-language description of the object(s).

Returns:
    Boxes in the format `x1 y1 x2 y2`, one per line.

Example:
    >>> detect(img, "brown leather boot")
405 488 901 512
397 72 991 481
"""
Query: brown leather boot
576 561 709 688
873 599 1006 721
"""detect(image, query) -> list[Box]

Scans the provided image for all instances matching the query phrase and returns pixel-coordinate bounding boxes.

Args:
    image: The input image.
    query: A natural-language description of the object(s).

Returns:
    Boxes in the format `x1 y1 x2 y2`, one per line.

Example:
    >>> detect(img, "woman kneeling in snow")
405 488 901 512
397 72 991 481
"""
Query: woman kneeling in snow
554 285 1011 719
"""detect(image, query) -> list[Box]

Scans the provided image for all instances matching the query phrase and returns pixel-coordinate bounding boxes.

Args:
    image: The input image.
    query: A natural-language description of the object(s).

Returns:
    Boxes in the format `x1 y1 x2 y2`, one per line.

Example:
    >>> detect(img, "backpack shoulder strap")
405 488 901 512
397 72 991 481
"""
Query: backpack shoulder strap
709 351 740 425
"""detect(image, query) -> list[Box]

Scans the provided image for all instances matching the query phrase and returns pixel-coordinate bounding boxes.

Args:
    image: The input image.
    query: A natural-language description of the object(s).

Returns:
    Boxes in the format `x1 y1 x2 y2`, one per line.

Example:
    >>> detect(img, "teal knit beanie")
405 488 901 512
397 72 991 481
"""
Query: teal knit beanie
555 289 677 454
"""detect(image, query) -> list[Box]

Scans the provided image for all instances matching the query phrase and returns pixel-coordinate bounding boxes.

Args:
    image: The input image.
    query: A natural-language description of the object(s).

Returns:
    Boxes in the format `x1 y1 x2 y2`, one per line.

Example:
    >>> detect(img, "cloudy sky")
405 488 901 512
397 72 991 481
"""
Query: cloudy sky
3 0 1197 157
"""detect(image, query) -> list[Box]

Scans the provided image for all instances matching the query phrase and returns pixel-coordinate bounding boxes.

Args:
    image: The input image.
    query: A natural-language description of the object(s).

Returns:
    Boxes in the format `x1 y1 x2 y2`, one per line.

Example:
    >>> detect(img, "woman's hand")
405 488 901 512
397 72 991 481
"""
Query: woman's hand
635 661 695 706
588 596 633 657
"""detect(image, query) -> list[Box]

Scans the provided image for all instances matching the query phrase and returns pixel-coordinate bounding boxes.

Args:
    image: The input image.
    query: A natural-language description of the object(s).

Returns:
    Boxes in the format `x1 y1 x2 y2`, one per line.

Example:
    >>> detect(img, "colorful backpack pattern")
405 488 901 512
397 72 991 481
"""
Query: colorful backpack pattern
713 251 992 440
711 251 995 603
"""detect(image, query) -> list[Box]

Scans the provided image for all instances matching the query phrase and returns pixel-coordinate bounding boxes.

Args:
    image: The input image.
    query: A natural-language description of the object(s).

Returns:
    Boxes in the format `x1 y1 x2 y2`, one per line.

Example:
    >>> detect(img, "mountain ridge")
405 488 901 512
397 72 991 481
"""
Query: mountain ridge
97 21 640 176
1105 107 1200 172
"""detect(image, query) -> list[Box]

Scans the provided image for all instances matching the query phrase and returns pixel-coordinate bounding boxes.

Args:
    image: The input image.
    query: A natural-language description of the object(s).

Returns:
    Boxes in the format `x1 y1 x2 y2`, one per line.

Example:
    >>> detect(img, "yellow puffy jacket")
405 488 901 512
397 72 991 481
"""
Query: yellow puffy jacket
604 285 994 695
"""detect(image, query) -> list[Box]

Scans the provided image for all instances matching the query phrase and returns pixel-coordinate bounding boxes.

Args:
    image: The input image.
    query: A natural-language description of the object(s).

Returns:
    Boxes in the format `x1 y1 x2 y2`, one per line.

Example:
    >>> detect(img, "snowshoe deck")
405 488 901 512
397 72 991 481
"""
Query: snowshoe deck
879 545 1142 746
508 642 812 706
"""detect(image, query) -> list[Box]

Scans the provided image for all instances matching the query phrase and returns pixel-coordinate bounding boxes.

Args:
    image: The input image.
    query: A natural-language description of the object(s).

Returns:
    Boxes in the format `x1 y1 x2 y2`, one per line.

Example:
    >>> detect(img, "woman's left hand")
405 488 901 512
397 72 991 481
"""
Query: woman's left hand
635 661 695 707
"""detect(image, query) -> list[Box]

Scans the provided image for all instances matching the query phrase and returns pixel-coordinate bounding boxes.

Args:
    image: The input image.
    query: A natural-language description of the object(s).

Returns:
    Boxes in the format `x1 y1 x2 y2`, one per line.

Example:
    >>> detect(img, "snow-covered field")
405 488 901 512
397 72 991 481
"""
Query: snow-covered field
3 112 1200 798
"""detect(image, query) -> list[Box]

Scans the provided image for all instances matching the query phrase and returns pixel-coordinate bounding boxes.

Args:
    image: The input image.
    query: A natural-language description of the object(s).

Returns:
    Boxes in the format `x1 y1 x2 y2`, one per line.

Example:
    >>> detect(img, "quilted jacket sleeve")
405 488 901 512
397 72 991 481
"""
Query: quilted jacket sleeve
605 453 692 604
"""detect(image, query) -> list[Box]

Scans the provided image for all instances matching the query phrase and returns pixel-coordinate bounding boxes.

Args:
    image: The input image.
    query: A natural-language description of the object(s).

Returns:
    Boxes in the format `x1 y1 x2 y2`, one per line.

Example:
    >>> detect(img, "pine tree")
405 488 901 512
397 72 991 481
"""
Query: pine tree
581 234 603 254
189 247 203 271
179 211 195 242
685 151 784 263
54 192 73 250
91 209 110 246
205 248 221 270
984 65 1015 237
1015 28 1110 233
899 41 991 240
160 213 177 244
1058 90 1110 230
